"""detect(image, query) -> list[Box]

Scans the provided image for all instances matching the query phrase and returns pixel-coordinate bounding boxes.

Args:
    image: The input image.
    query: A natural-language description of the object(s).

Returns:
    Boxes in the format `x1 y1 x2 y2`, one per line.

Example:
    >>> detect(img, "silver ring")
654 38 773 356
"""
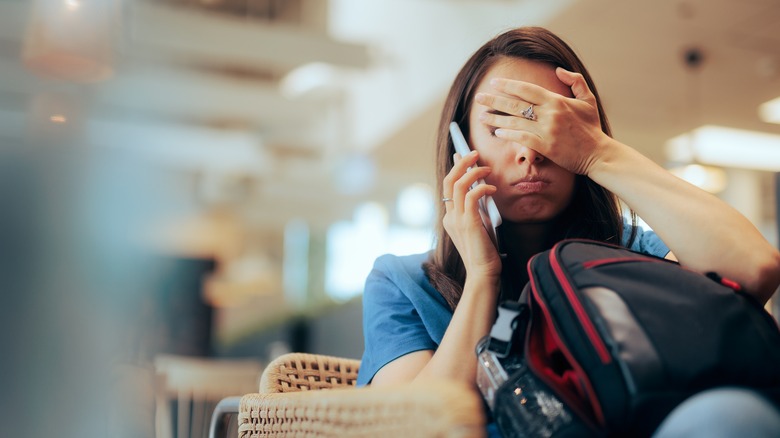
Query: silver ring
521 104 537 121
441 197 453 203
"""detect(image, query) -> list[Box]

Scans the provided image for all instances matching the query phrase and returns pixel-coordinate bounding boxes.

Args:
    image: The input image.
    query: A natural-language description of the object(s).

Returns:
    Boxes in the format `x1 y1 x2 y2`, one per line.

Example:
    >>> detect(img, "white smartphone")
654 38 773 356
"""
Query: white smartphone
449 121 502 249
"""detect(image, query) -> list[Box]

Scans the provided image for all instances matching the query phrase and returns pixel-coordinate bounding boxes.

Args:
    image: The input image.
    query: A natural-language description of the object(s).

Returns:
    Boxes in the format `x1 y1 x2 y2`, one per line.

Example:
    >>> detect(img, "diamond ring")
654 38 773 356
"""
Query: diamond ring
521 104 537 121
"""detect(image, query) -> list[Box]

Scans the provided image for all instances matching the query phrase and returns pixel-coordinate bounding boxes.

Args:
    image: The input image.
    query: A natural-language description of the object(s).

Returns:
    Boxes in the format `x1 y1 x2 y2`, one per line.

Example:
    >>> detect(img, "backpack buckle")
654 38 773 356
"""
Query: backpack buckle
487 301 526 358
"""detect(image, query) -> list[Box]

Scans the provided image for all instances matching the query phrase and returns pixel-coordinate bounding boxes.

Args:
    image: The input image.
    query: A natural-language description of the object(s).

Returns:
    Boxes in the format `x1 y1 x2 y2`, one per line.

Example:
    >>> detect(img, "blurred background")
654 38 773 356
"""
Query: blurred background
1 0 779 436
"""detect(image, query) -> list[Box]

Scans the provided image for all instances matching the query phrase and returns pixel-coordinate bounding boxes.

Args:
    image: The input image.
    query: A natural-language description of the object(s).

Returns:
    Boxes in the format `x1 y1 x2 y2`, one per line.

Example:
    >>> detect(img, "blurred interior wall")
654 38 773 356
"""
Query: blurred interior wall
0 131 169 436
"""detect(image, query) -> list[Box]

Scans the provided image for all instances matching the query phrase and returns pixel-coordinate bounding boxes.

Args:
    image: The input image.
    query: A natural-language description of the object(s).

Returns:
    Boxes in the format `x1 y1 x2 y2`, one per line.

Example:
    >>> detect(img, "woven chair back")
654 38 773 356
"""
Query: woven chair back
259 352 360 393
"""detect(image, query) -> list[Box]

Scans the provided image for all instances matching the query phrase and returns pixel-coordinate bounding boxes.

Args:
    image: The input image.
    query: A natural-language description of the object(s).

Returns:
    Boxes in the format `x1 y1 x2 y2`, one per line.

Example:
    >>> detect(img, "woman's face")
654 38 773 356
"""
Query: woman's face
467 57 577 223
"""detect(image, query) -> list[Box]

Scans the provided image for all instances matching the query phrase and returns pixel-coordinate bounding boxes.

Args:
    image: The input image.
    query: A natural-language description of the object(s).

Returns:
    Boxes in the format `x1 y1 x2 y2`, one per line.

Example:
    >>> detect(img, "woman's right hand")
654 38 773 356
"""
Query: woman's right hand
441 150 502 281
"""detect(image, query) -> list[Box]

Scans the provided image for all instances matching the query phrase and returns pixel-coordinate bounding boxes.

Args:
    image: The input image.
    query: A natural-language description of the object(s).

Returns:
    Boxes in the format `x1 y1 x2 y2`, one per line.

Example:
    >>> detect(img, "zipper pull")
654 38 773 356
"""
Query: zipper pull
705 272 742 292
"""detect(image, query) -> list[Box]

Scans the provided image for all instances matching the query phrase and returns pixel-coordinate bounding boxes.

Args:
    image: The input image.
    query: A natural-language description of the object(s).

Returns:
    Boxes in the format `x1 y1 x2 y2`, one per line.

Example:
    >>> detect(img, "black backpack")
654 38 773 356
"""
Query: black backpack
476 239 780 437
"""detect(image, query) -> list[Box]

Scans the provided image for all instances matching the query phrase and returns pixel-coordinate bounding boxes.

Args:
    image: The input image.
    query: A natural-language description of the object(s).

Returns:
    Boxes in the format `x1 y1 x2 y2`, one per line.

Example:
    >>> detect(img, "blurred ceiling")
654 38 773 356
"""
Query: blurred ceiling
547 0 780 162
1 0 779 256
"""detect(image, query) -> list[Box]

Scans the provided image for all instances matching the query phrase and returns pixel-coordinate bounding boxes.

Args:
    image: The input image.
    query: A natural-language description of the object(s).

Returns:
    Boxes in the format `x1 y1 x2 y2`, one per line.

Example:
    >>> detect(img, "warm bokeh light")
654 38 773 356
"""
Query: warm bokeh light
668 164 728 194
64 0 81 12
396 183 434 227
23 0 116 82
49 114 67 123
759 96 780 125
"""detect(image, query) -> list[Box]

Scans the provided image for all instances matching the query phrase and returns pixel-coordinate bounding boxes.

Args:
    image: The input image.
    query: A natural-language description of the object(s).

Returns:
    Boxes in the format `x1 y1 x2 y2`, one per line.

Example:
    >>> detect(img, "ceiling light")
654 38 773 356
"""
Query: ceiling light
665 125 780 171
759 97 780 124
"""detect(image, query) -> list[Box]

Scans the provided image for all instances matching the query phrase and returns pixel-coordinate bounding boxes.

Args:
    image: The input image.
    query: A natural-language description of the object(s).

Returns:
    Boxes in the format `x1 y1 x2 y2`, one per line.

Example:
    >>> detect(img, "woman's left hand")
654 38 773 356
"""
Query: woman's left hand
475 67 610 176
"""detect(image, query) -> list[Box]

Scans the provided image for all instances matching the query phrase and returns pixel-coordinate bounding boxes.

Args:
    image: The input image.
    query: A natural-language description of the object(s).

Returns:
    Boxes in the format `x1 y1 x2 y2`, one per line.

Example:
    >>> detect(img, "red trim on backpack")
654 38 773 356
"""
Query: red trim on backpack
528 267 606 429
550 248 612 365
582 257 666 270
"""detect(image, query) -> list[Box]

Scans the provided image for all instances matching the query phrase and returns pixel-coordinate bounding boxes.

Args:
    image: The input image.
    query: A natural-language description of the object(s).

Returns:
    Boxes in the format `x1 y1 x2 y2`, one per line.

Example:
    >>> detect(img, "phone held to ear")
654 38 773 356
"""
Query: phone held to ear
449 121 503 249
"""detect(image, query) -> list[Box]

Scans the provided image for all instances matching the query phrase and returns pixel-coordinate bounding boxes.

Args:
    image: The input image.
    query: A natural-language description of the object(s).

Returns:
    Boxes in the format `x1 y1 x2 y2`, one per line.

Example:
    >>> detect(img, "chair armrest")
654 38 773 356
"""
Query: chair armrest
209 396 241 438
239 380 486 437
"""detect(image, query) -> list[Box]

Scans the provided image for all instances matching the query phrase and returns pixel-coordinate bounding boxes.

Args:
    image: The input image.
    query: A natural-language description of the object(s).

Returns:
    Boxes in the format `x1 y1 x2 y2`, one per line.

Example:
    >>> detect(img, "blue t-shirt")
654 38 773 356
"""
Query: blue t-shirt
357 224 669 386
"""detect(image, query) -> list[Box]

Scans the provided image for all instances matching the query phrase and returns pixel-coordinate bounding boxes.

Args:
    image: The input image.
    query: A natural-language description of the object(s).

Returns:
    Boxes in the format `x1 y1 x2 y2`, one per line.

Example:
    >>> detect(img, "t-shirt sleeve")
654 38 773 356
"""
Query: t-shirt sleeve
356 255 438 386
622 221 670 258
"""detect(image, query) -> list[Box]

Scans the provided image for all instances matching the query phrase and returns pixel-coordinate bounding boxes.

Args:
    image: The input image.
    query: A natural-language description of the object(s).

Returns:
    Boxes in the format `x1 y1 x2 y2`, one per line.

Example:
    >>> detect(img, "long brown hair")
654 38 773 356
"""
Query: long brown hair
424 26 636 310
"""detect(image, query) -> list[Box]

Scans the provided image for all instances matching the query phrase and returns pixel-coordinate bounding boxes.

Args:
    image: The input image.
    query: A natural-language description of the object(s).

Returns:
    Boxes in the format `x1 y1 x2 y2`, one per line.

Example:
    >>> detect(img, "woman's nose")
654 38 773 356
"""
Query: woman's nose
517 146 544 164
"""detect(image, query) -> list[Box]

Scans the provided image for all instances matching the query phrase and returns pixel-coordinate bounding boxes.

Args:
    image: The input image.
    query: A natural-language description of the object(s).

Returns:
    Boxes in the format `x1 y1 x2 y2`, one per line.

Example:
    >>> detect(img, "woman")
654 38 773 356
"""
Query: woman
357 26 780 436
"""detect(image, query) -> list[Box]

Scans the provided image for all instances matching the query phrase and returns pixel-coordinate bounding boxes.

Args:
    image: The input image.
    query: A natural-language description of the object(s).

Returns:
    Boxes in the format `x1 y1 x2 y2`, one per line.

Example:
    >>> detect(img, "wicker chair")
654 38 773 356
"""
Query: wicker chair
210 352 486 438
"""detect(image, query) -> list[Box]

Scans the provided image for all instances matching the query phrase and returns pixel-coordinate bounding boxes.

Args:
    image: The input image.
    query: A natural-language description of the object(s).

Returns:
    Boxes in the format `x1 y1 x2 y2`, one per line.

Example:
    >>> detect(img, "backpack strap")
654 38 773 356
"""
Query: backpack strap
485 224 531 358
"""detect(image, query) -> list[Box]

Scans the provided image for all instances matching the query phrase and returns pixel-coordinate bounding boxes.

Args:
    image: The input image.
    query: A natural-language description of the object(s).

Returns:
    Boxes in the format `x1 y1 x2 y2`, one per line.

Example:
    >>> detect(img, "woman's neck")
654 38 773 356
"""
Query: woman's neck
500 221 557 262
492 221 559 302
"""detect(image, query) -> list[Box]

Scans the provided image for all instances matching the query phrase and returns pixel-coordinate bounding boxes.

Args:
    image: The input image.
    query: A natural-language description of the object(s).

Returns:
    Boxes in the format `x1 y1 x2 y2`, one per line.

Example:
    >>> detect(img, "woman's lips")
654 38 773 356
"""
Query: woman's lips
511 178 549 194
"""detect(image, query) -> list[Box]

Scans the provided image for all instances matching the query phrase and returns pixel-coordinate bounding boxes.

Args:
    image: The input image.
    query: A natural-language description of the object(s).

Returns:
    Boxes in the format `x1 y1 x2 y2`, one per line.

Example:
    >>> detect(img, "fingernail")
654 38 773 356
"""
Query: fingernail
495 129 504 136
479 113 488 121
475 93 486 102
468 150 477 157
490 78 499 86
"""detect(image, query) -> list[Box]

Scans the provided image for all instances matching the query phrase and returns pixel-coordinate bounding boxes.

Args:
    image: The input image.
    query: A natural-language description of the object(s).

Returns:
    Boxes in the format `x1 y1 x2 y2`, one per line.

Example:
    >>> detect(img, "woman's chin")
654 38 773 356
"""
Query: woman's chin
499 203 564 224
